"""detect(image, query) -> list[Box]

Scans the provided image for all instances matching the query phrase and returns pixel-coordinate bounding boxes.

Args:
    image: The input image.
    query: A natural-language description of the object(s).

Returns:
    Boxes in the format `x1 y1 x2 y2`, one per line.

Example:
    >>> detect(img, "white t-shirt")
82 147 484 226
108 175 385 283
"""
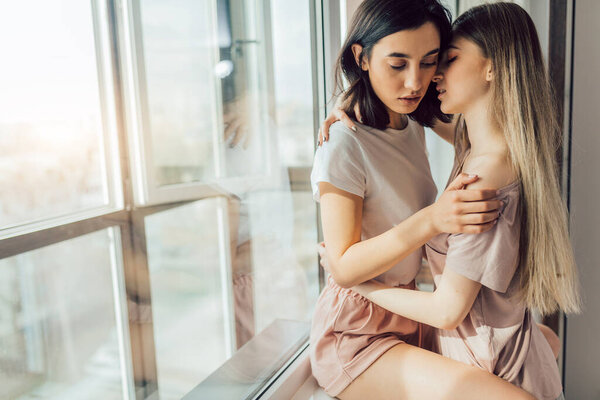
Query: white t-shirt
311 119 438 286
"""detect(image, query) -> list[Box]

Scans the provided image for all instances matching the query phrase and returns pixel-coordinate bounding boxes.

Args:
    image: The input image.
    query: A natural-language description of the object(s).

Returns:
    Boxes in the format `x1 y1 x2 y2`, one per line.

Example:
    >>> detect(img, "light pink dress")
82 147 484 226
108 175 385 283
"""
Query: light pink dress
309 120 437 396
426 177 563 400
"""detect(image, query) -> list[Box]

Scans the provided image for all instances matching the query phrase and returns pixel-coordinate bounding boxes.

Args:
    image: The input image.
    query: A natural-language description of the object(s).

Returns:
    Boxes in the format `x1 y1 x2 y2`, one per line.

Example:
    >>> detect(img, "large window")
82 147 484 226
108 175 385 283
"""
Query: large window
0 1 322 399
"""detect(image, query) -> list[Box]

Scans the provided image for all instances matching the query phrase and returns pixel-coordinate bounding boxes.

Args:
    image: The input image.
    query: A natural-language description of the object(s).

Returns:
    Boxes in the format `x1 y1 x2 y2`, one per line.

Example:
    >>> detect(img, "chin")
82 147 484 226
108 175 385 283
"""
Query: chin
390 103 420 115
439 102 454 114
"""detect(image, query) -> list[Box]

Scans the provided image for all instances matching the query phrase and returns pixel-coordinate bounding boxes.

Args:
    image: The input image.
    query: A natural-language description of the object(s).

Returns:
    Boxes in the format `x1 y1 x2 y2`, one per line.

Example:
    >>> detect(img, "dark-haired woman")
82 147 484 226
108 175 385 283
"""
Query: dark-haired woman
309 0 534 399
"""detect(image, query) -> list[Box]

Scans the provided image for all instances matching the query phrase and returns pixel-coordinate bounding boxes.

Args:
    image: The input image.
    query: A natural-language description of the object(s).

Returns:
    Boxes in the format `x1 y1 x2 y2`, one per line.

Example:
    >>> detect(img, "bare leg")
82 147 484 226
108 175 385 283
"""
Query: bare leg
338 344 535 400
538 323 560 360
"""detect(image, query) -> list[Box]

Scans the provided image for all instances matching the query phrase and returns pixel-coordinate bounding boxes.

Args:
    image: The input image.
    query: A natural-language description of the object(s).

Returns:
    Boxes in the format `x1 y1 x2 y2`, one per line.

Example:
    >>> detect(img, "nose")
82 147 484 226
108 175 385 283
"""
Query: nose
404 65 423 92
432 62 446 83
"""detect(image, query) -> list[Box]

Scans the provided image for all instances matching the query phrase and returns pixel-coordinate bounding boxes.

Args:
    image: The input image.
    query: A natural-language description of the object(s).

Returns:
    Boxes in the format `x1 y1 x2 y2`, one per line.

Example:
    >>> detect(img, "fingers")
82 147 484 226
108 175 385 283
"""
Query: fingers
224 119 243 144
461 220 497 234
230 126 247 148
460 210 499 225
459 200 503 213
319 108 356 146
452 188 499 202
242 127 252 149
446 173 479 191
340 112 357 132
322 114 338 143
316 242 326 257
353 104 362 123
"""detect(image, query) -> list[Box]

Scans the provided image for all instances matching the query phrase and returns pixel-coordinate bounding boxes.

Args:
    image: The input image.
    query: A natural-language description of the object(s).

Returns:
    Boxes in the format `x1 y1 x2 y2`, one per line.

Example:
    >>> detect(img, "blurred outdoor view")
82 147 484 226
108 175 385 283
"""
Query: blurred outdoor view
1 1 319 399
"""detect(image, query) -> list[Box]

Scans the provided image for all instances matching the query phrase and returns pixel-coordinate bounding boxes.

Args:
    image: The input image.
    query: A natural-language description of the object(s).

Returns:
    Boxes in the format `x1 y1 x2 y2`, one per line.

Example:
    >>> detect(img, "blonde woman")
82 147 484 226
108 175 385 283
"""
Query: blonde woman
324 3 580 400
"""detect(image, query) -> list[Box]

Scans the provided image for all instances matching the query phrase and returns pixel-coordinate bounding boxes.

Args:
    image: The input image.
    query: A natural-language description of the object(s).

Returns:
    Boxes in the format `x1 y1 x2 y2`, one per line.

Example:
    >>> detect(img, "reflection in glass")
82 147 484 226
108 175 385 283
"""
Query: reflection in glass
138 0 319 396
139 0 219 186
0 229 129 400
0 1 112 228
271 1 315 167
217 0 270 181
252 191 319 332
145 198 228 400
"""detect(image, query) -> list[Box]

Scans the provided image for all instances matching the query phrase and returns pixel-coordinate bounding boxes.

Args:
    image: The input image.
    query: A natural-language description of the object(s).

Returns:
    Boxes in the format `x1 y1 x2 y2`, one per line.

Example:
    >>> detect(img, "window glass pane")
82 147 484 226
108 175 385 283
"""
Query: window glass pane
139 1 218 186
253 191 319 331
0 229 130 400
145 198 228 399
139 0 320 397
138 0 318 190
0 1 116 229
145 192 319 399
425 128 455 197
271 1 316 167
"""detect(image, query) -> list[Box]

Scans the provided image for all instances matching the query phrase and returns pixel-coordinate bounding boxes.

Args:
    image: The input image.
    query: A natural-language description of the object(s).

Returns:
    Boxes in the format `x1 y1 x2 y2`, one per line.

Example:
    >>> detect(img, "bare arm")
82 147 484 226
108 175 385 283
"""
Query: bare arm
352 163 517 328
320 173 500 288
352 266 481 330
320 182 437 288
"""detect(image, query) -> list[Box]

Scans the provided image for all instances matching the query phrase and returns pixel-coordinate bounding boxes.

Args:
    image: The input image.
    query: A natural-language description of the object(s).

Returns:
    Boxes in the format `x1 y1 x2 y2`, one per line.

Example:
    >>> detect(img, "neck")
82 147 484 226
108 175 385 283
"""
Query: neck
463 101 507 156
387 112 408 130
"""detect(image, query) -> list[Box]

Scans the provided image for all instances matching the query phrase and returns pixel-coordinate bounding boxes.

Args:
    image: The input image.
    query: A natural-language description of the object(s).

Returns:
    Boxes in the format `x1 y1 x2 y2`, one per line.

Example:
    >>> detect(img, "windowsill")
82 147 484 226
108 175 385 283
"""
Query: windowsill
257 346 333 400
182 319 309 399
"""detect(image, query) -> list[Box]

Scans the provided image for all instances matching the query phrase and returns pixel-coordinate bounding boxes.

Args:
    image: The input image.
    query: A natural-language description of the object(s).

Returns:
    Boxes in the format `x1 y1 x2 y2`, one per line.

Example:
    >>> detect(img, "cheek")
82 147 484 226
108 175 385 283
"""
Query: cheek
422 68 436 88
443 66 486 112
370 65 402 96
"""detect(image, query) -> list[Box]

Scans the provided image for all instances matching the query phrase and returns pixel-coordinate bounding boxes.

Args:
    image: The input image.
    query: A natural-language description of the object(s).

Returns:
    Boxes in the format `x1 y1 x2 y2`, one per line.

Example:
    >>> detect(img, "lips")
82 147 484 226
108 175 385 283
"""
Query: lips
398 95 422 105
436 87 446 99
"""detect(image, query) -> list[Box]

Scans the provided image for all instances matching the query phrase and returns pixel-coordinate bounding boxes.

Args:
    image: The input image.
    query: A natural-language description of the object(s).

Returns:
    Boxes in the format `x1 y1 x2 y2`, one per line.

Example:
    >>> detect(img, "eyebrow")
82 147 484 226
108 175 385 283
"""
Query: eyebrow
386 48 440 58
448 45 460 50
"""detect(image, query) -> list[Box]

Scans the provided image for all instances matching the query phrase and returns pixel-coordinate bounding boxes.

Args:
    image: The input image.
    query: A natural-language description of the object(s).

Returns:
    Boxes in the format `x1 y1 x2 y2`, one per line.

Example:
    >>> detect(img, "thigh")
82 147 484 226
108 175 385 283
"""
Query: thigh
338 343 535 400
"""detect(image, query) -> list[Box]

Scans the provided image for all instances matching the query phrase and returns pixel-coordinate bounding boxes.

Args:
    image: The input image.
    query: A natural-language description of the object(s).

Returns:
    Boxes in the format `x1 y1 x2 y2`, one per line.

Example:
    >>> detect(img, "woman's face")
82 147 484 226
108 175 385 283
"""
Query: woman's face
433 36 492 114
355 22 441 117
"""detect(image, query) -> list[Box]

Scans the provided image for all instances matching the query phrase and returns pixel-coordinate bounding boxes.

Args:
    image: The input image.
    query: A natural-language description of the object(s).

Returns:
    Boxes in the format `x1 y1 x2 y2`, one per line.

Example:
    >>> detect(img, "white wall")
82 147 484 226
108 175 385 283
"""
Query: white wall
564 1 600 398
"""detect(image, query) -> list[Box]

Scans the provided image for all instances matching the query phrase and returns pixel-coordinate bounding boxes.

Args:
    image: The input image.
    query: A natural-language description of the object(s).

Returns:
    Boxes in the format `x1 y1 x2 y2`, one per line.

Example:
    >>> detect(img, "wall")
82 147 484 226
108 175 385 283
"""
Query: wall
564 1 600 398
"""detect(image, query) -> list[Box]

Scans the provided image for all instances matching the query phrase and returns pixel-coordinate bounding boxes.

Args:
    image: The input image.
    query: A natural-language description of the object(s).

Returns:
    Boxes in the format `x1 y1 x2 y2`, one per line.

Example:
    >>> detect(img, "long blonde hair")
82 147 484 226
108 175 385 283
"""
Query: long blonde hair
453 2 580 314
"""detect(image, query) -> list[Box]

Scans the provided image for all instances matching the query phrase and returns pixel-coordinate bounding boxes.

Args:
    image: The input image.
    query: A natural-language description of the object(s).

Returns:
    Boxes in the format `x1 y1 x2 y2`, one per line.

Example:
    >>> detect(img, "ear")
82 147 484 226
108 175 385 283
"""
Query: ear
351 43 368 71
485 60 493 82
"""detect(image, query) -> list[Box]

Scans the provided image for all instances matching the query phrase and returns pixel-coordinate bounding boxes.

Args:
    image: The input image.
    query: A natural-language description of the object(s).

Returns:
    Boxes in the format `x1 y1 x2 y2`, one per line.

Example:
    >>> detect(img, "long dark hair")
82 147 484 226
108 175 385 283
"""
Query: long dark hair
335 0 452 129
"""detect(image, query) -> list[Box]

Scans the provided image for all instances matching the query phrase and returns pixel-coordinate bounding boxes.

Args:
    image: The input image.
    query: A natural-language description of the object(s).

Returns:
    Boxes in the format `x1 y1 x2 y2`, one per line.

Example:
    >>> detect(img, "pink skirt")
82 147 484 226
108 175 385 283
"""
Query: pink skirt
309 276 426 397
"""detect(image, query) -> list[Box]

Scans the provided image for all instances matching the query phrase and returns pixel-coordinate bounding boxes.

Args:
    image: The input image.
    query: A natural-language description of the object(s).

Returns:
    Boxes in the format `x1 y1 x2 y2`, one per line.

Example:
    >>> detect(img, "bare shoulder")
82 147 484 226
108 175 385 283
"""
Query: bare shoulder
462 152 516 190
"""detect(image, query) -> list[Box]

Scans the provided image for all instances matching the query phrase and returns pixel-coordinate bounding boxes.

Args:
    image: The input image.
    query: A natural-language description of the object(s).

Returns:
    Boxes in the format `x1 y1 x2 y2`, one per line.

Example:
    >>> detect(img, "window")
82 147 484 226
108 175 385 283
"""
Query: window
1 1 323 399
0 0 121 231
